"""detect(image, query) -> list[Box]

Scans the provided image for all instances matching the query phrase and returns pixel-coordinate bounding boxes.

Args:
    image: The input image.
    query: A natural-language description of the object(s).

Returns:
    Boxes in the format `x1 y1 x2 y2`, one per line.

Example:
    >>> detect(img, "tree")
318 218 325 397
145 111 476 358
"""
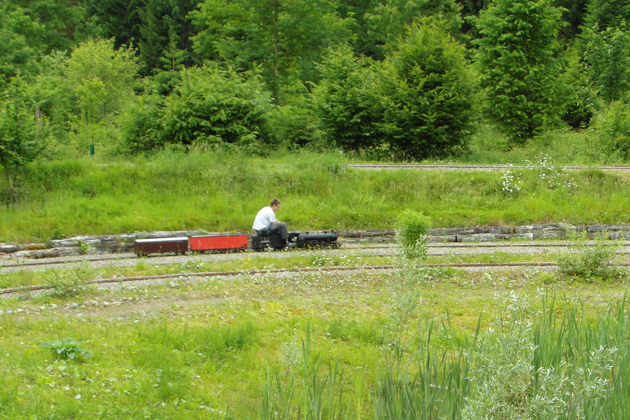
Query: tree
137 0 201 75
0 77 49 188
191 0 352 102
473 0 565 144
584 0 630 32
315 23 475 160
363 0 463 60
0 4 45 90
83 0 143 50
64 38 139 123
313 46 382 152
10 0 84 53
124 66 273 153
376 22 475 159
583 25 630 103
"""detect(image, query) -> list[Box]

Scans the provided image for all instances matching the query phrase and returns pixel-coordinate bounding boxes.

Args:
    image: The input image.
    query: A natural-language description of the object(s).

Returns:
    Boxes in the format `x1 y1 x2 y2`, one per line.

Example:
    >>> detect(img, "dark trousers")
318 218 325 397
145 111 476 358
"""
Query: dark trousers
258 222 288 240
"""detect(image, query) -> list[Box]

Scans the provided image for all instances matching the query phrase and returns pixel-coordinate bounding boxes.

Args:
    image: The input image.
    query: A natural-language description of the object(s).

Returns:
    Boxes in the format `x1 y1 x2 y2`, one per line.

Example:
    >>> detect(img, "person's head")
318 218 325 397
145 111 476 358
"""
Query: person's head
270 198 281 211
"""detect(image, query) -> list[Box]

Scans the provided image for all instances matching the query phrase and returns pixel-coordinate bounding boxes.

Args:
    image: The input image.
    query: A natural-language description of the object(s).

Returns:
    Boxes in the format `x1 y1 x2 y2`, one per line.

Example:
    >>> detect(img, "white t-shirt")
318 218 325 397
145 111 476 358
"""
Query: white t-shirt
252 206 277 231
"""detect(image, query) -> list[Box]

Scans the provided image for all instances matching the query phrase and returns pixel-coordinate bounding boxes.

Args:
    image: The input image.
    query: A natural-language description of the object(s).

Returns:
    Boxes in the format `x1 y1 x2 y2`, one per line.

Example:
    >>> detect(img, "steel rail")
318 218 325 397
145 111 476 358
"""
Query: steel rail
0 261 564 296
3 242 630 270
348 164 630 171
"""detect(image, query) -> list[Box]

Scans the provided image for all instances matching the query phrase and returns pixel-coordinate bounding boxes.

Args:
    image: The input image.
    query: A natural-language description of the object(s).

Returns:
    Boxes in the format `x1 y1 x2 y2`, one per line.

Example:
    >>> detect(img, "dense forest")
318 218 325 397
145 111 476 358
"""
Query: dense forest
1 0 630 166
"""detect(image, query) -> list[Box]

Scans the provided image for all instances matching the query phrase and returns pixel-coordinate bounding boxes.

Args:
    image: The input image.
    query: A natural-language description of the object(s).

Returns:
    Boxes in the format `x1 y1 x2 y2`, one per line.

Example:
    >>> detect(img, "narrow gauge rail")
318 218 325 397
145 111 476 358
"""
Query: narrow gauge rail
3 241 630 270
0 262 562 296
348 164 630 171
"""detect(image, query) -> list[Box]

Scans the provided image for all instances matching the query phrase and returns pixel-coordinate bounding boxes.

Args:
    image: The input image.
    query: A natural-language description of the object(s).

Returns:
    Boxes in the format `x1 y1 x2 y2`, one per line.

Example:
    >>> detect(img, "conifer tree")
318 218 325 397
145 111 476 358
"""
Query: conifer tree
473 0 564 144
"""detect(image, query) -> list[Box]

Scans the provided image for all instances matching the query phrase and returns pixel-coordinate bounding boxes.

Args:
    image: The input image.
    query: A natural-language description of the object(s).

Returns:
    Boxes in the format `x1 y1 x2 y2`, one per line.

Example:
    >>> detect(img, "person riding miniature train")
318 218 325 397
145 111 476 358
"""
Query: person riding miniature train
252 198 292 248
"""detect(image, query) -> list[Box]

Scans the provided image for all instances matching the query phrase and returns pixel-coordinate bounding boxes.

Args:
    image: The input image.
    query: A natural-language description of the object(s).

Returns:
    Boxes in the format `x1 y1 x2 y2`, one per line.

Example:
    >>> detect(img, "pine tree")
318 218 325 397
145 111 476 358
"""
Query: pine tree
473 0 565 144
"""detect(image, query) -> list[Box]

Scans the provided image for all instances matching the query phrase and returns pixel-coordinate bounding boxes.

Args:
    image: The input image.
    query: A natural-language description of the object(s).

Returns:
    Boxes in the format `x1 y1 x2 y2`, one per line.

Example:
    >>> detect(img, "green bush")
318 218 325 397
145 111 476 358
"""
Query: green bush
313 45 382 152
124 66 273 153
376 21 475 160
42 262 93 297
473 0 565 144
557 232 626 282
396 210 431 260
591 100 630 159
314 22 476 160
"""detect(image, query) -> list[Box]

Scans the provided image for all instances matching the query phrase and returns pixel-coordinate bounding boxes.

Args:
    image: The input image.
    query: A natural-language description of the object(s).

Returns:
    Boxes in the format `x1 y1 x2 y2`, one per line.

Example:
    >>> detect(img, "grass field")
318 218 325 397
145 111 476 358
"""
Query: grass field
2 128 630 418
2 147 630 243
1 248 630 418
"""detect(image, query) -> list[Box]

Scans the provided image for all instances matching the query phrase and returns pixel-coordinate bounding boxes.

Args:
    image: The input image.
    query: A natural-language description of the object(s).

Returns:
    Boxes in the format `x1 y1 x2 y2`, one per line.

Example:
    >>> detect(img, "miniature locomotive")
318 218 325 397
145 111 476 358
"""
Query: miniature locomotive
134 231 338 256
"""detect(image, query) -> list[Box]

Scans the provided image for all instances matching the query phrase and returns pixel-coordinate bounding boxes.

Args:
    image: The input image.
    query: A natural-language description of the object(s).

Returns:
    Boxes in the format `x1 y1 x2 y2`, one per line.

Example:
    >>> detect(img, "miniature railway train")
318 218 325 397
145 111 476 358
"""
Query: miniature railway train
134 231 338 256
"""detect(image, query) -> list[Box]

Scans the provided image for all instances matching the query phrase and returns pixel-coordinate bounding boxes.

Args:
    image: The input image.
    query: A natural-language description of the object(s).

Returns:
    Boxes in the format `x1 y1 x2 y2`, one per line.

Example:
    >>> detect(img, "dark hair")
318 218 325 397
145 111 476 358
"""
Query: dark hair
270 198 281 206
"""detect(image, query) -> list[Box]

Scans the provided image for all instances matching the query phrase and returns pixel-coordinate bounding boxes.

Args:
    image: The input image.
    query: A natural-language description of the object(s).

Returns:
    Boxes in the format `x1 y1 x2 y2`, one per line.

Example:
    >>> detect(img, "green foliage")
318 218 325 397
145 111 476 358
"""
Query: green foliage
591 100 630 159
313 46 382 152
396 210 431 260
583 0 630 32
65 38 139 124
43 262 94 297
39 338 92 361
559 46 595 129
0 77 49 187
191 0 352 101
461 294 614 418
124 66 273 153
361 0 464 60
473 0 565 144
0 4 43 90
316 22 475 160
557 232 626 282
582 24 630 103
376 22 475 159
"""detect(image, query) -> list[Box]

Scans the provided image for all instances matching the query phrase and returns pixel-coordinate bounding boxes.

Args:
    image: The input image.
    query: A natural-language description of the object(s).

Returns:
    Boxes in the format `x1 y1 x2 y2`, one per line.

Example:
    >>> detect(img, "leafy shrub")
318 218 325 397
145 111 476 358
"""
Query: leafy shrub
315 22 475 160
583 24 630 103
557 232 626 282
313 45 383 152
124 66 273 154
43 262 93 297
396 210 431 260
591 100 630 159
375 21 475 160
473 0 565 144
39 338 92 360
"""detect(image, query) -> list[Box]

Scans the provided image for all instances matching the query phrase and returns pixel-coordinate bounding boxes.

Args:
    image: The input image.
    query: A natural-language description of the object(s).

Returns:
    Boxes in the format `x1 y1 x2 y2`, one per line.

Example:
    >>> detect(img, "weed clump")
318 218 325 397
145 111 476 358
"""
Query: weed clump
39 338 91 361
396 210 431 261
42 262 94 297
557 232 626 282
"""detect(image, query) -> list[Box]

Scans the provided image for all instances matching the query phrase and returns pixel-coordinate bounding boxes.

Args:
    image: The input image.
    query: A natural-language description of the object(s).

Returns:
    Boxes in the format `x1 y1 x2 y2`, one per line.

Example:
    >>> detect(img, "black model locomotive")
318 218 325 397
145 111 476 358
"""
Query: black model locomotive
251 231 338 251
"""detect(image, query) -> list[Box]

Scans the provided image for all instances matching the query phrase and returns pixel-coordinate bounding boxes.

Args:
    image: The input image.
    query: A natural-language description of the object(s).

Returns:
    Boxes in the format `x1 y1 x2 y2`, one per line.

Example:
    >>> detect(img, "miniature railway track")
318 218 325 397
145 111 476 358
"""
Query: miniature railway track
348 163 630 171
0 262 561 296
3 241 630 270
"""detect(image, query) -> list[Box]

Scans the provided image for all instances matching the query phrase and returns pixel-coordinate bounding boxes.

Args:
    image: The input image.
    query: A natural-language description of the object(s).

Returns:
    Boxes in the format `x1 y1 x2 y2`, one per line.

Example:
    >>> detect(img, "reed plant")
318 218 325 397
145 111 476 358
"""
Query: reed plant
262 292 630 419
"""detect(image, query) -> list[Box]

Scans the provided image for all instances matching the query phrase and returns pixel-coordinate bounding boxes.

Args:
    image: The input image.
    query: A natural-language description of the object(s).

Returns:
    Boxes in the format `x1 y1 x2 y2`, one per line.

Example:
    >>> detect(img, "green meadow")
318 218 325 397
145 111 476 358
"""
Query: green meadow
2 260 630 418
2 142 630 244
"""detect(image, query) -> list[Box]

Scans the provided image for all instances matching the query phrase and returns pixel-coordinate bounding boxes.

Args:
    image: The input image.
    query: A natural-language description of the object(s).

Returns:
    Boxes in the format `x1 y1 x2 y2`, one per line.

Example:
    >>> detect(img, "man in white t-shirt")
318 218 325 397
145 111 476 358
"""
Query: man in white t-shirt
252 198 288 243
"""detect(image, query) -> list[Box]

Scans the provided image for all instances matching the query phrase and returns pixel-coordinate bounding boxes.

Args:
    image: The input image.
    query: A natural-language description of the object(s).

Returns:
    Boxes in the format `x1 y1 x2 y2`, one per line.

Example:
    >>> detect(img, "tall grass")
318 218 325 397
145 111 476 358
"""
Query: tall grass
262 292 630 419
463 125 623 165
2 149 630 242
